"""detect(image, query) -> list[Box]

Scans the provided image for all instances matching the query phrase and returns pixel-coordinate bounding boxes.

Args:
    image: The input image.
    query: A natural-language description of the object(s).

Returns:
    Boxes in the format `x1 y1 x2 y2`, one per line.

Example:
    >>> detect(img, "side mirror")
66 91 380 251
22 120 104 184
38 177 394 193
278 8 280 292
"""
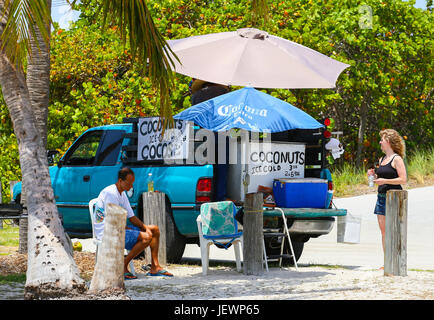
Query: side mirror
47 150 60 166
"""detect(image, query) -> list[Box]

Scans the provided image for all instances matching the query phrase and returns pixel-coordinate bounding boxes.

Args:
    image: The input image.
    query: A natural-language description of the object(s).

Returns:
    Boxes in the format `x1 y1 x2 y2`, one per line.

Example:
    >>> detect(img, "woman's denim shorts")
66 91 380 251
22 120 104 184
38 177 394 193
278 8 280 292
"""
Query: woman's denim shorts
374 193 386 215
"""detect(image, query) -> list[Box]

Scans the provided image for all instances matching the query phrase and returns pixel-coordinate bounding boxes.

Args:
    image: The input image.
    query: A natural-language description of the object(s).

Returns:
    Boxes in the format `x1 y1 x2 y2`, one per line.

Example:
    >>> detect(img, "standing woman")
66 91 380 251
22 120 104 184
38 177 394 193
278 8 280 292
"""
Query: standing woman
367 129 407 263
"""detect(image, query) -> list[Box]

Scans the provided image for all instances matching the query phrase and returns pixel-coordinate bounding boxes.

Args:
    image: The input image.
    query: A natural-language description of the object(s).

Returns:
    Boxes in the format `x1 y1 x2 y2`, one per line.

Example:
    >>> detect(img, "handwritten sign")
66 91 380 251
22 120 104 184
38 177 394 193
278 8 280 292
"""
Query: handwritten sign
247 142 305 192
137 117 190 161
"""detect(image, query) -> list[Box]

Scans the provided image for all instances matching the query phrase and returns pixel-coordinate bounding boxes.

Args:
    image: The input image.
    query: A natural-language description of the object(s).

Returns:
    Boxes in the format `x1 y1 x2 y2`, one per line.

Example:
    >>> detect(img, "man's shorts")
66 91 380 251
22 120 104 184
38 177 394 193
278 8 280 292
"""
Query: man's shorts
125 226 140 250
374 193 386 216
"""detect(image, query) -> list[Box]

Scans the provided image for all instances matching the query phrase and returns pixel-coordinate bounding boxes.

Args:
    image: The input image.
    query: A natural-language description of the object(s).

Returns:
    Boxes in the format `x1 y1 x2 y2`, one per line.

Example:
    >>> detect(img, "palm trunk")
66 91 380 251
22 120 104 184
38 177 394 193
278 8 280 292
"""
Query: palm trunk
0 2 85 298
17 0 53 256
26 0 51 149
0 54 86 299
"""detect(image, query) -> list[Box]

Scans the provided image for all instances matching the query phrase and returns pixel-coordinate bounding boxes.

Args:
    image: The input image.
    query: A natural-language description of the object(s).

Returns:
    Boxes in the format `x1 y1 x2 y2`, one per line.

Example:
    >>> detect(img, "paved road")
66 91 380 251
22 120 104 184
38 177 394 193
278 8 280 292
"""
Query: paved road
182 186 434 270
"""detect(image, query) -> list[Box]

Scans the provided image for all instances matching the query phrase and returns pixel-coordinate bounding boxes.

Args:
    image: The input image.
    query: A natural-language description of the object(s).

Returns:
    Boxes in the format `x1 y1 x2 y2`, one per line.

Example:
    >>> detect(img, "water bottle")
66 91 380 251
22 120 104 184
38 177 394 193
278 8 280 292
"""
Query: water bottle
368 174 374 187
147 173 154 192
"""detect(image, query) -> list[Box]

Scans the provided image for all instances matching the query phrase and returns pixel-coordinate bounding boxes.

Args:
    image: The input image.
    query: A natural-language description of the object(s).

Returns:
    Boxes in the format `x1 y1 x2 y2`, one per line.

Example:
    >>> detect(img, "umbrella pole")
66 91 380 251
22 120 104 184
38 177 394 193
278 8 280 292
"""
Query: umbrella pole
241 130 250 200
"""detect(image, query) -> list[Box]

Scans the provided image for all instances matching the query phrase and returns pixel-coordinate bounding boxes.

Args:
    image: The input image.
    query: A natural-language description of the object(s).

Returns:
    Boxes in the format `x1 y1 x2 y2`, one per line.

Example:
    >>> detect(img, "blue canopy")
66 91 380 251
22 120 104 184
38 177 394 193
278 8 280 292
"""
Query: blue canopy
174 87 323 132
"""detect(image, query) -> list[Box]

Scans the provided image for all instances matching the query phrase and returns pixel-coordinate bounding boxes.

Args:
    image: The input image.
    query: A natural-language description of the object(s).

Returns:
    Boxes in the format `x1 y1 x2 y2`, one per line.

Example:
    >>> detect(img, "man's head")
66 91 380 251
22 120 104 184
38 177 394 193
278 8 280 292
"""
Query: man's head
117 167 135 192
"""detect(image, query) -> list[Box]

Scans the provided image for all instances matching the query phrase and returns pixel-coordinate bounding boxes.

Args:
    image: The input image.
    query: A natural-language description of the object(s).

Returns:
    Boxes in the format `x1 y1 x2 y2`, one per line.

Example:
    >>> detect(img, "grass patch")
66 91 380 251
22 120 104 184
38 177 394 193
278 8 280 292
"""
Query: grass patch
0 273 26 284
407 147 434 184
409 268 434 273
0 221 19 247
332 163 367 197
332 147 434 198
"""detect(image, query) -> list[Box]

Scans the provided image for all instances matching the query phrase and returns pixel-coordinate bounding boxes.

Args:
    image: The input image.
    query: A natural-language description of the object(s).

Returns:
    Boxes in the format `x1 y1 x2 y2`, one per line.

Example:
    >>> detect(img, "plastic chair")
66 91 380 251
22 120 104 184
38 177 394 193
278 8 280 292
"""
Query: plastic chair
88 198 135 275
196 201 243 275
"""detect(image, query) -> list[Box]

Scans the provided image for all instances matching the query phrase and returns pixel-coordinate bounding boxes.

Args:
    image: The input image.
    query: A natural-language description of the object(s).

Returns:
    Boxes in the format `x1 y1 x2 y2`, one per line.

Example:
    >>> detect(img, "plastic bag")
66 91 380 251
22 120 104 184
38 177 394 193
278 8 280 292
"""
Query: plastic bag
337 213 361 244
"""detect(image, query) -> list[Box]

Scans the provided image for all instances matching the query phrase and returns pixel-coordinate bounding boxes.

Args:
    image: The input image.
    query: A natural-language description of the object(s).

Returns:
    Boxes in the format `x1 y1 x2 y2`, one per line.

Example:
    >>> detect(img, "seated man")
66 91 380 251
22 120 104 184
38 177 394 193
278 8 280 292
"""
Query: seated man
94 167 173 279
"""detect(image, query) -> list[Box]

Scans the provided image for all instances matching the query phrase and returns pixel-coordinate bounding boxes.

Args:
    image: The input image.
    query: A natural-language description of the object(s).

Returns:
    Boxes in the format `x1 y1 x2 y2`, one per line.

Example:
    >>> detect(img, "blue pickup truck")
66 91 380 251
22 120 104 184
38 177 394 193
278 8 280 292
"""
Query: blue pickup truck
12 117 346 264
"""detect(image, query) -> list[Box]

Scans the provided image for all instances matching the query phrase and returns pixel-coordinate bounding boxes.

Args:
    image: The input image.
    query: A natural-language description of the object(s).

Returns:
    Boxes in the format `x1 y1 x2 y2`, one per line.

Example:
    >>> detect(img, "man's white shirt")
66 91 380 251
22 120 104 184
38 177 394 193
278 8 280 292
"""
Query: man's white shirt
94 184 135 240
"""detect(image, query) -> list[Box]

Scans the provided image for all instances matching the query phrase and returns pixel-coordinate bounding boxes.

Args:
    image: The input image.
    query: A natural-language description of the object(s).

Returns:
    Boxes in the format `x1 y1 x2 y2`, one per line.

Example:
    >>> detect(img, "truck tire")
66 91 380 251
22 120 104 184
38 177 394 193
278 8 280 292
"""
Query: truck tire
265 237 304 266
164 198 186 264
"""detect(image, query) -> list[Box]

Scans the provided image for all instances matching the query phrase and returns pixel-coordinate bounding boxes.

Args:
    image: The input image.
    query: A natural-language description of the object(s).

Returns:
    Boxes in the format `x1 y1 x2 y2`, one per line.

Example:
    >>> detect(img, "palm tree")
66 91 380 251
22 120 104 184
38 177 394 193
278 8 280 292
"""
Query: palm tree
0 0 268 299
0 0 86 299
0 0 177 299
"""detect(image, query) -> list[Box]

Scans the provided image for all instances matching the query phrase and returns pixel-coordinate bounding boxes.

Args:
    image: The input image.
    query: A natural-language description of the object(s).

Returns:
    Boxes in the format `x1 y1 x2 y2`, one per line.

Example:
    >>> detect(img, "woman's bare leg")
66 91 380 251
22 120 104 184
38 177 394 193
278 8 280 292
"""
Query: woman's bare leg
377 214 386 254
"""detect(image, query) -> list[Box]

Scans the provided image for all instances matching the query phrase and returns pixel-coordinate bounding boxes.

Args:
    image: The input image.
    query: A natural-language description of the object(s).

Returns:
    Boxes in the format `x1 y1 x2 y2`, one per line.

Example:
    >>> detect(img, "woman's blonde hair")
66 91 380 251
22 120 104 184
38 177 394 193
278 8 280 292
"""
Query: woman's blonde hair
380 129 406 158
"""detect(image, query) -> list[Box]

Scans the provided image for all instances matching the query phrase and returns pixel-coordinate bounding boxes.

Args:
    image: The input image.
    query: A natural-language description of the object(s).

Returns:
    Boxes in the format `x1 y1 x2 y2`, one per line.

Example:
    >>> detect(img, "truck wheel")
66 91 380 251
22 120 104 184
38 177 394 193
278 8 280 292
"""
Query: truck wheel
165 198 186 264
265 238 304 266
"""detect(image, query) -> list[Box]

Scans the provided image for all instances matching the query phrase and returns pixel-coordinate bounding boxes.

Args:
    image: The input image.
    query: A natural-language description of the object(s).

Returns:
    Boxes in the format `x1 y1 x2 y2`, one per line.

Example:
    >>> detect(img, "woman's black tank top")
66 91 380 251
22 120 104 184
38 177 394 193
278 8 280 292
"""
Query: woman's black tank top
375 154 402 194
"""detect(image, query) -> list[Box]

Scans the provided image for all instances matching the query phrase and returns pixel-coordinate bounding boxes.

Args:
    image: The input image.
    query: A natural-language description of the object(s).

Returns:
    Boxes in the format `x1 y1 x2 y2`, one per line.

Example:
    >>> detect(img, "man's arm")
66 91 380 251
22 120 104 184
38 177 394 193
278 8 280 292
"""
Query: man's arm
129 215 147 232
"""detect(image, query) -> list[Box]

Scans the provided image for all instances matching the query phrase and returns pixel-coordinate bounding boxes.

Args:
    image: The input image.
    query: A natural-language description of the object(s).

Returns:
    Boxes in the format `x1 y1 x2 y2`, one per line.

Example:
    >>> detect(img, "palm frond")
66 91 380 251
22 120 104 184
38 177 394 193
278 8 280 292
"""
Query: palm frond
0 0 51 67
99 0 178 123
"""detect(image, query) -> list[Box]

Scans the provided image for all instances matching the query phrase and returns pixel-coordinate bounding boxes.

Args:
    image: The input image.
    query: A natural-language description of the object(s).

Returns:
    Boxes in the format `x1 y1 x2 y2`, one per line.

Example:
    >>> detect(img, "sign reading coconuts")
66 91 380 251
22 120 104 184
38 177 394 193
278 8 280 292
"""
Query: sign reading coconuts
137 117 191 161
247 142 305 191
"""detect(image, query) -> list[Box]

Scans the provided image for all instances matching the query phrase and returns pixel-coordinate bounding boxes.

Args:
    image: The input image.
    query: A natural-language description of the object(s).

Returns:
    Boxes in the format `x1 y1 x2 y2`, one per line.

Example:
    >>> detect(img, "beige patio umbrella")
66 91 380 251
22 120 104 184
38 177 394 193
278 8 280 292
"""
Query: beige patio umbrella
166 28 350 89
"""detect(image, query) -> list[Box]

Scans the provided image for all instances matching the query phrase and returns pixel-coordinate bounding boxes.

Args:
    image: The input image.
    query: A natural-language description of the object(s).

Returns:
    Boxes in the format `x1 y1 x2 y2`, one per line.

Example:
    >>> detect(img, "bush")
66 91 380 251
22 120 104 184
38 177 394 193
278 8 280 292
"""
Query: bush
407 148 434 184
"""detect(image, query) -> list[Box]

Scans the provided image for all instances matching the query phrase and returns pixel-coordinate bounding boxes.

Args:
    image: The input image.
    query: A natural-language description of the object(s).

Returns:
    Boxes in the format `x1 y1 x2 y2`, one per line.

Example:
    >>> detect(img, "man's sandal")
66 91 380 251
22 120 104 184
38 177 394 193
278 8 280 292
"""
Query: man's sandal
124 272 137 280
146 269 173 277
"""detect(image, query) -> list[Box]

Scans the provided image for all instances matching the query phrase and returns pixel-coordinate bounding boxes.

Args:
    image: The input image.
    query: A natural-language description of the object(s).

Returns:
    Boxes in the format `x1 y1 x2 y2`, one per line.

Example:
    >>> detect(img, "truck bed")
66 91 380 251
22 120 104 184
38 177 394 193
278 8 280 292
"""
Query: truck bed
263 207 347 218
262 206 346 240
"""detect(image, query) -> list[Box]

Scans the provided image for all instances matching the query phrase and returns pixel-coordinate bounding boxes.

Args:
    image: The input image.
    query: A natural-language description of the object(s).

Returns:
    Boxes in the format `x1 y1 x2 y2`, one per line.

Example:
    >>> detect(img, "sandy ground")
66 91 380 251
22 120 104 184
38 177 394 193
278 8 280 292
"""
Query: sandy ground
126 186 434 300
123 264 434 300
3 244 433 300
1 186 433 300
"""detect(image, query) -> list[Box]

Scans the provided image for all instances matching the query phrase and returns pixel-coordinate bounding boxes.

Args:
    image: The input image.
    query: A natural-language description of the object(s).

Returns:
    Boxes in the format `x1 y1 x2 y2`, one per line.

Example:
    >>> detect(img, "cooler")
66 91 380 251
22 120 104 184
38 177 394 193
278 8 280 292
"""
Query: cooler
272 178 328 208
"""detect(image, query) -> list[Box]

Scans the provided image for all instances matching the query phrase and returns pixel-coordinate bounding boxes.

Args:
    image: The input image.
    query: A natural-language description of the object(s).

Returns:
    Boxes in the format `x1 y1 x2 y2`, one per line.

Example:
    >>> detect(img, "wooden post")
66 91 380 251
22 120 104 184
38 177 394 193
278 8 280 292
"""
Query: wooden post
142 192 167 267
89 203 127 295
243 192 263 276
385 190 408 276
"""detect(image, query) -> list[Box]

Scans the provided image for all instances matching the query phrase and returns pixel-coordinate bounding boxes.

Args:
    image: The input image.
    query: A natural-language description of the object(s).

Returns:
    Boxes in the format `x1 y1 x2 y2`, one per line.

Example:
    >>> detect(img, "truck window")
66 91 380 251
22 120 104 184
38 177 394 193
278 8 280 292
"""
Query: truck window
63 131 103 166
95 130 125 166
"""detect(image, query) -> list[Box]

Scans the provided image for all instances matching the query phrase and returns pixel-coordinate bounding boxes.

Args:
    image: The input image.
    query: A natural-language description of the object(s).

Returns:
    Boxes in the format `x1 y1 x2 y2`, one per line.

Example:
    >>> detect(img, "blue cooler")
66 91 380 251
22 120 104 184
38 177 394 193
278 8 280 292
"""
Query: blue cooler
272 178 328 208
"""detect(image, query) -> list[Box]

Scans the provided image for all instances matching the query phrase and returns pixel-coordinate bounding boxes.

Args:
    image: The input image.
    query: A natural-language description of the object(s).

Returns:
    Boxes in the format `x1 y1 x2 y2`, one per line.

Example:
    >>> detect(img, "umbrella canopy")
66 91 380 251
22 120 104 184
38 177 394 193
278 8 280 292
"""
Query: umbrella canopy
167 28 350 89
174 87 323 132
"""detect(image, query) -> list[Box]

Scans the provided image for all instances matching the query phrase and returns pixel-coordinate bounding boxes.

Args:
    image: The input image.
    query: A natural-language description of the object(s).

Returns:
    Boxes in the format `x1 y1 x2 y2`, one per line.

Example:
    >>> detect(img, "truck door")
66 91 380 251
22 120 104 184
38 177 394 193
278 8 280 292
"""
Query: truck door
89 129 125 199
53 130 104 234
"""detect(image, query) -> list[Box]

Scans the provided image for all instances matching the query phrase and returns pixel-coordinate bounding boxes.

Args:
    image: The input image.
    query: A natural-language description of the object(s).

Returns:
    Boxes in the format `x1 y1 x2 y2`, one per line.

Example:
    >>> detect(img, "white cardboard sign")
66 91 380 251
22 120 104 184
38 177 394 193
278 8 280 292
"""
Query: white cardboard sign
137 117 190 161
247 142 305 193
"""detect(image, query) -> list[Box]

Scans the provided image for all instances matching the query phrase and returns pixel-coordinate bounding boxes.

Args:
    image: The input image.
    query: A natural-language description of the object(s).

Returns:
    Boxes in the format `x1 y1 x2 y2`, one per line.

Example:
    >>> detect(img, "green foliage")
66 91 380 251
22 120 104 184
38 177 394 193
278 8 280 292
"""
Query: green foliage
0 97 20 203
332 147 434 197
316 0 434 164
332 162 367 197
0 0 51 68
48 22 191 155
147 0 433 166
